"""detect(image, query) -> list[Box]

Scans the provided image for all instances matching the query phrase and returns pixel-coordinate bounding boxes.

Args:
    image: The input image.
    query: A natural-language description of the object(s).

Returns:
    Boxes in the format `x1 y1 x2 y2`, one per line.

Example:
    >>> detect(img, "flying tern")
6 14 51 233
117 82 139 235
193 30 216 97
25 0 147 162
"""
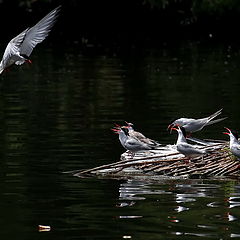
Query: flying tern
0 6 61 74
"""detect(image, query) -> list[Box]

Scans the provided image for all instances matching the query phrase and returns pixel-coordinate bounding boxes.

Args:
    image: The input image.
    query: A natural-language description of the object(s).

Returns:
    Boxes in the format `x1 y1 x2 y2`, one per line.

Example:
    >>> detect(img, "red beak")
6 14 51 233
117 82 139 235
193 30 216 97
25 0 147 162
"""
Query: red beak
111 128 120 134
223 127 230 135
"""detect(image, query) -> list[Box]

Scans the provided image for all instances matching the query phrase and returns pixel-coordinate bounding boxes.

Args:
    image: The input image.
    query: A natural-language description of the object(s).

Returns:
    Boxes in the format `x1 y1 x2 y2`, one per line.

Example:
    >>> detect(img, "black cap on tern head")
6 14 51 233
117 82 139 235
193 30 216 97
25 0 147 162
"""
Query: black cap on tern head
121 127 129 136
180 126 187 137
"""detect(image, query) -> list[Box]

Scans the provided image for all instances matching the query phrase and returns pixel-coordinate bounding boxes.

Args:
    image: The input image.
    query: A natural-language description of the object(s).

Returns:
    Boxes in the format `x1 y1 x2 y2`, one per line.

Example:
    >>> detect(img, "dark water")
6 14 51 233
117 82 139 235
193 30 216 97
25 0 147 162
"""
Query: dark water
1 41 240 239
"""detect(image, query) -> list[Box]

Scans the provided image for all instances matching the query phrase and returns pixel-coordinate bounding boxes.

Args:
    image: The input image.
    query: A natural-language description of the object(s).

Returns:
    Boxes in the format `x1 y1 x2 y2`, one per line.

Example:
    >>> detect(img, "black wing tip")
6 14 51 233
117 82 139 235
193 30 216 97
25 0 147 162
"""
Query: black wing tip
51 5 61 16
54 5 62 12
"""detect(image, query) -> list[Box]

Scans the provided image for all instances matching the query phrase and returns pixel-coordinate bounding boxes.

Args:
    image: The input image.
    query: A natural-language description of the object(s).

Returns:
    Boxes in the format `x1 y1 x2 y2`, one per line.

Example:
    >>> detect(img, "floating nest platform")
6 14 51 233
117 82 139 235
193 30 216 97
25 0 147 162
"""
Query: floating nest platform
74 139 240 180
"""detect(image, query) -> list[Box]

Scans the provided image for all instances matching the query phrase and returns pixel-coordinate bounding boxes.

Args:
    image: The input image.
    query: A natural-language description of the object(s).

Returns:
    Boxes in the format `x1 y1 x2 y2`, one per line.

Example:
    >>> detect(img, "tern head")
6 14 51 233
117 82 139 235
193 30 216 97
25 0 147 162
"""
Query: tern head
168 122 181 134
171 126 186 137
21 54 32 64
121 126 130 136
167 118 181 132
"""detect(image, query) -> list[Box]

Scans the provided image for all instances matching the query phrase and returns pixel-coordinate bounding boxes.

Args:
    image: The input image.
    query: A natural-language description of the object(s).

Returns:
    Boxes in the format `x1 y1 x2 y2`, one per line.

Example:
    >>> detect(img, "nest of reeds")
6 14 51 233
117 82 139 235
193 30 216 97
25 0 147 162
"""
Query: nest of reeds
73 139 240 179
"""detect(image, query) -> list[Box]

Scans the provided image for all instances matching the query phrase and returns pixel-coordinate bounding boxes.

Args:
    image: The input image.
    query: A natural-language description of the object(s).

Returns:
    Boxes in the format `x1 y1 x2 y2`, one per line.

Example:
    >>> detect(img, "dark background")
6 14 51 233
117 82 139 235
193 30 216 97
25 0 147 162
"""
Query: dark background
1 0 240 50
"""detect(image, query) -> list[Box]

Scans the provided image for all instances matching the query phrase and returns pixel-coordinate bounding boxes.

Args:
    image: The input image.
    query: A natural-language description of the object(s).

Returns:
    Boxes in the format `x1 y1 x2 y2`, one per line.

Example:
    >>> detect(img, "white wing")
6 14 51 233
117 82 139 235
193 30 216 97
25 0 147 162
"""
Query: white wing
20 6 60 57
1 28 29 68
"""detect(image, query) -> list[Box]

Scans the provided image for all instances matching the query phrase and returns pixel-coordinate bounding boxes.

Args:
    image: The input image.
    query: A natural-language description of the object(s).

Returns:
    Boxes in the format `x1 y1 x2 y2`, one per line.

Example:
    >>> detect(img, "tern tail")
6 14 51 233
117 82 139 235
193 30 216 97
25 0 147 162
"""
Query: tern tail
207 108 223 121
206 116 228 126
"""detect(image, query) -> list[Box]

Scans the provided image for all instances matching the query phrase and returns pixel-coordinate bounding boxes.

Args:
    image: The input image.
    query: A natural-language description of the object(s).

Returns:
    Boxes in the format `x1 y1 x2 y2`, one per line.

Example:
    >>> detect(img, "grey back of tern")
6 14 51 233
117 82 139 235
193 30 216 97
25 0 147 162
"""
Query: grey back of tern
168 108 227 133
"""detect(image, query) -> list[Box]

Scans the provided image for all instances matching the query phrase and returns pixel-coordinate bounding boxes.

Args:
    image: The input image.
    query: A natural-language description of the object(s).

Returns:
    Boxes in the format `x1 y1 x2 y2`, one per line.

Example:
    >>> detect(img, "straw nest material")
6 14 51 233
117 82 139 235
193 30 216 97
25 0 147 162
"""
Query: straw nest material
73 139 240 179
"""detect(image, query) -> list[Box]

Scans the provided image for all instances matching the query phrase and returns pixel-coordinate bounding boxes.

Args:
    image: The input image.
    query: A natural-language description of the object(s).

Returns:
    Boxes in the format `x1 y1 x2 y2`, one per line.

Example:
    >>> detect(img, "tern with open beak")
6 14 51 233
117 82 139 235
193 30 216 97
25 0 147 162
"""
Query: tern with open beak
223 127 240 159
112 126 155 158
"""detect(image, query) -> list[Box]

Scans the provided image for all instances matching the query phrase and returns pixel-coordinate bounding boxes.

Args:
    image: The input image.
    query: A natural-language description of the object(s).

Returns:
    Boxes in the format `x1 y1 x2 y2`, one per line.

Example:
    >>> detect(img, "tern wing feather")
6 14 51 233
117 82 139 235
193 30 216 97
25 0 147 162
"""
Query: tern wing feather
178 142 205 154
20 6 60 57
205 117 227 126
126 137 152 150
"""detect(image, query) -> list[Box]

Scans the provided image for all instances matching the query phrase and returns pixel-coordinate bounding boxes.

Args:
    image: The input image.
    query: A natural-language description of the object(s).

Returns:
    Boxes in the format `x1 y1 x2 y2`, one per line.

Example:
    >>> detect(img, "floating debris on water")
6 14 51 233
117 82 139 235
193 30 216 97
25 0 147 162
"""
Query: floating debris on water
38 225 51 232
73 138 240 180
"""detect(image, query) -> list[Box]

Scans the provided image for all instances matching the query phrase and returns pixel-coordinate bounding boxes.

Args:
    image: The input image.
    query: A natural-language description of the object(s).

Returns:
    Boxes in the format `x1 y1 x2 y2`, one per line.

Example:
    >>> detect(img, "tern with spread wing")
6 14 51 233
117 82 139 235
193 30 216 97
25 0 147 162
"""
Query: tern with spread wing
168 109 227 134
223 128 240 159
172 126 208 160
0 6 60 74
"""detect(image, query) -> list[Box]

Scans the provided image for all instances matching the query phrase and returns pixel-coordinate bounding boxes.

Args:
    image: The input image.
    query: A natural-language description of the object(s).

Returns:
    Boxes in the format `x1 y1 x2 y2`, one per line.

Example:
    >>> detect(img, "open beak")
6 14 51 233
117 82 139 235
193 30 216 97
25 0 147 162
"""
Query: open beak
168 123 175 133
167 123 173 131
112 123 121 134
111 127 120 134
223 127 230 135
223 132 230 135
171 127 178 132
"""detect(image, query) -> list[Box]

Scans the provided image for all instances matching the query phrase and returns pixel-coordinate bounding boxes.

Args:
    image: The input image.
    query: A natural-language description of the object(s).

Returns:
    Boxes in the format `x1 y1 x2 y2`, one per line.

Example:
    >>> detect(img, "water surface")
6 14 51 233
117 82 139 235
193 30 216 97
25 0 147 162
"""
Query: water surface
0 41 240 239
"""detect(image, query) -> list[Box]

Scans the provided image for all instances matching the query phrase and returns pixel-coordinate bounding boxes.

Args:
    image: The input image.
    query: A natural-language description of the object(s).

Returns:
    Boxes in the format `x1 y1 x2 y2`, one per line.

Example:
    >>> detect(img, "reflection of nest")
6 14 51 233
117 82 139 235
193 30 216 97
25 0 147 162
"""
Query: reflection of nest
74 140 240 179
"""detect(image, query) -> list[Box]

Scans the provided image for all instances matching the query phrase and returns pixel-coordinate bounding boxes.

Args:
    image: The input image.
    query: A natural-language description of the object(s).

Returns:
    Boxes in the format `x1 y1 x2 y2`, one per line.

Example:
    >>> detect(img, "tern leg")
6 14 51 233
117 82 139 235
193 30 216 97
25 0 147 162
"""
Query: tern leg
183 157 191 164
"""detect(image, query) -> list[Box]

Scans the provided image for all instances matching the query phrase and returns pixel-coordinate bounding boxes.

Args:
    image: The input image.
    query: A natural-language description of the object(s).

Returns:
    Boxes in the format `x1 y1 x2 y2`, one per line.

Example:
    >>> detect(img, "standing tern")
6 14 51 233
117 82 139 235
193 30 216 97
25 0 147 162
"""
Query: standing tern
223 127 240 159
0 6 61 74
171 126 209 161
125 121 161 146
168 108 227 134
112 126 155 158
